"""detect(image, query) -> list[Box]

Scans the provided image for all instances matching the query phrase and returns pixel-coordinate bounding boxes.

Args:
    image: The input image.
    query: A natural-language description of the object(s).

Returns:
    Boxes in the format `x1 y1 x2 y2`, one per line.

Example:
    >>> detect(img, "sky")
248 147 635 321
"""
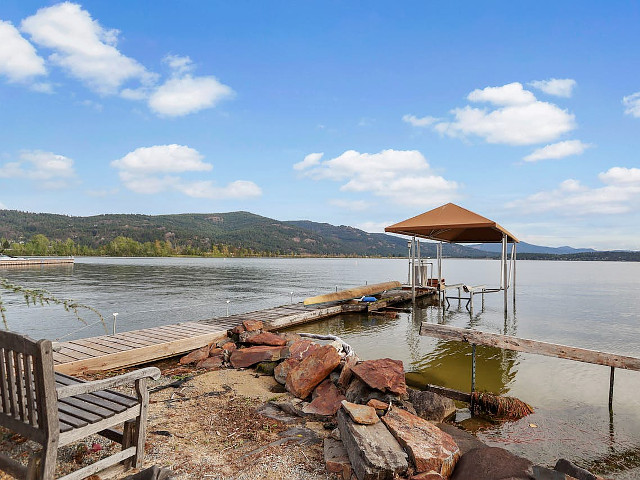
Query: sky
1 1 639 250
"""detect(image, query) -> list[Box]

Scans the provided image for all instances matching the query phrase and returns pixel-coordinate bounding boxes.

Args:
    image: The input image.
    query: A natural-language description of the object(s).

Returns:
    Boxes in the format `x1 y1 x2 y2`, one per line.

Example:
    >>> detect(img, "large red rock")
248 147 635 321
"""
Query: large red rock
197 355 224 370
338 355 358 389
382 407 460 476
286 345 341 399
351 358 407 395
341 400 379 425
289 339 321 359
242 319 263 331
246 332 287 346
221 342 237 352
230 345 286 368
324 438 352 479
179 345 210 365
302 379 346 416
274 357 300 385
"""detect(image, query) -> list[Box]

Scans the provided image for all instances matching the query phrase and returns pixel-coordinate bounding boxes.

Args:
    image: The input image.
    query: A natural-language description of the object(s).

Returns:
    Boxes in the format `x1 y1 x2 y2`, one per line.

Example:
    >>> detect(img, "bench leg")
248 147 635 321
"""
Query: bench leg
122 420 136 469
133 378 150 469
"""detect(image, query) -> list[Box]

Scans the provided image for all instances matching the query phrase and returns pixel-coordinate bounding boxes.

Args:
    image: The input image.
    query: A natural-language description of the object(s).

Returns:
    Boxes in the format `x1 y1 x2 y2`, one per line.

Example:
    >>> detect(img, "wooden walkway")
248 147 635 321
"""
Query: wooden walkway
54 287 433 375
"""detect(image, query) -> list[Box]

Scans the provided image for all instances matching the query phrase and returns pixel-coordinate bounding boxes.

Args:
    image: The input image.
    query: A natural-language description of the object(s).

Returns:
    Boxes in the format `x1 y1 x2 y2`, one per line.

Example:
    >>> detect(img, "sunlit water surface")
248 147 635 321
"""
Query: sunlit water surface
2 257 639 477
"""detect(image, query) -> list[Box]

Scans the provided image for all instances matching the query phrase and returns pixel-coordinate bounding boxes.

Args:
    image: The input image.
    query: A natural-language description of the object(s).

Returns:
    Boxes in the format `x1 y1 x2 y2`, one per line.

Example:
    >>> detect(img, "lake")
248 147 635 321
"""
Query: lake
2 257 640 478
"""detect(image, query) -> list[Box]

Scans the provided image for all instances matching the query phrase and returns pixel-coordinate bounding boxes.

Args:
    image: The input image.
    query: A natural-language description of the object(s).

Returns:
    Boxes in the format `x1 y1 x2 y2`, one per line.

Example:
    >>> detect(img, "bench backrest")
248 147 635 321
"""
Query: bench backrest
0 330 58 445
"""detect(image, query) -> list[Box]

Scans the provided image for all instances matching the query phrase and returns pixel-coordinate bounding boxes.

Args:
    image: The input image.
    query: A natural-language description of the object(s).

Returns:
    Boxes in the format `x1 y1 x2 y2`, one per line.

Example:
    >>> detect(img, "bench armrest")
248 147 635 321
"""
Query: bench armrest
56 367 161 399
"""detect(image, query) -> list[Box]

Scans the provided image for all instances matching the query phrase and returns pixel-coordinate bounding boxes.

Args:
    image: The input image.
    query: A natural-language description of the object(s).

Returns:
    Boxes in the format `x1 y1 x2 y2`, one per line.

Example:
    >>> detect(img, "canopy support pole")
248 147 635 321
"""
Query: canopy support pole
502 234 508 314
411 235 416 303
512 243 517 305
438 241 443 307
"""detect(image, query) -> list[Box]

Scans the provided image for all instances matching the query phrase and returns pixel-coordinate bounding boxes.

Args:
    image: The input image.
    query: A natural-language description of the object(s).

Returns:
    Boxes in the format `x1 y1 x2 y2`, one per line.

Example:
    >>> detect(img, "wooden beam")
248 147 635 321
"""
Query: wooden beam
303 281 402 306
419 323 640 371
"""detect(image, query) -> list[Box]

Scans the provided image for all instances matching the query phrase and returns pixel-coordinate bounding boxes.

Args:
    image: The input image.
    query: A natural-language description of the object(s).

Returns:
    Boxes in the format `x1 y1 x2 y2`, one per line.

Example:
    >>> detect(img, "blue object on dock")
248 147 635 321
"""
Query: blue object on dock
360 296 377 302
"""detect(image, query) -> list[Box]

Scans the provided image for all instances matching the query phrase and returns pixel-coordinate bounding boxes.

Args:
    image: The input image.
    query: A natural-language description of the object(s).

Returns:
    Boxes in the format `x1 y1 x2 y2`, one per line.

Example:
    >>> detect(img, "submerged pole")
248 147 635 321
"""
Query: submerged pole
609 366 615 410
470 343 477 414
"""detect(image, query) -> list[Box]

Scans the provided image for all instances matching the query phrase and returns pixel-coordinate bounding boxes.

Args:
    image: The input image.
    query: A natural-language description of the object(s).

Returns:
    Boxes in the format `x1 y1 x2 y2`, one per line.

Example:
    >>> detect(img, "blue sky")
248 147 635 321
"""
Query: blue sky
1 1 639 249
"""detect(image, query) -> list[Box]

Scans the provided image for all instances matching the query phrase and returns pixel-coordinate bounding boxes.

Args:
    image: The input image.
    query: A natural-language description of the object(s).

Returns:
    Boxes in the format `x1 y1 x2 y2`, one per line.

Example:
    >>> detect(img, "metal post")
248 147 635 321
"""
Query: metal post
502 235 508 314
609 366 615 410
112 313 118 335
226 300 230 316
512 243 517 304
438 242 443 305
290 291 294 304
470 344 476 414
407 240 412 285
411 236 416 302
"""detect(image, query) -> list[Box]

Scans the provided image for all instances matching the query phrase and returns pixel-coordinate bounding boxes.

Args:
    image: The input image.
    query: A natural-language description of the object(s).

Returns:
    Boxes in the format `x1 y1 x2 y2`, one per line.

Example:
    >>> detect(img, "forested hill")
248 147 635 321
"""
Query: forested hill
0 210 494 257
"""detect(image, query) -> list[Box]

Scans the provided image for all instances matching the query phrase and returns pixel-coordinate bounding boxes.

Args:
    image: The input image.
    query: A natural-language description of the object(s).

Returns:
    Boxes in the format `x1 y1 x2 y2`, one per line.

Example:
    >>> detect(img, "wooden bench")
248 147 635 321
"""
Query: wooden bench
0 329 160 480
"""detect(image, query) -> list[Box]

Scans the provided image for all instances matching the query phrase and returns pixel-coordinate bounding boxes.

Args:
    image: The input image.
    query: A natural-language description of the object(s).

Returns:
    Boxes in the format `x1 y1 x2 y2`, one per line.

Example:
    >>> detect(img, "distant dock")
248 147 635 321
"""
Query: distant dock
53 285 435 375
0 256 75 267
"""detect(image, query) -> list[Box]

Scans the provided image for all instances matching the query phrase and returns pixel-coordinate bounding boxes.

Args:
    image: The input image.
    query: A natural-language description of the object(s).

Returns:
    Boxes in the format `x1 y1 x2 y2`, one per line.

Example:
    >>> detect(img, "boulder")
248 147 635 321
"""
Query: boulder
286 345 341 399
382 406 459 476
450 447 534 480
242 319 263 331
246 332 287 346
341 400 379 425
289 339 322 360
179 345 209 365
554 459 601 480
367 398 389 413
239 330 261 343
221 341 237 352
351 358 407 395
230 345 287 368
231 325 245 335
196 355 224 370
338 355 358 389
337 409 408 480
409 389 456 422
410 472 445 480
208 347 222 357
255 361 278 375
324 438 352 480
274 357 300 385
303 380 346 416
346 377 401 405
435 423 486 456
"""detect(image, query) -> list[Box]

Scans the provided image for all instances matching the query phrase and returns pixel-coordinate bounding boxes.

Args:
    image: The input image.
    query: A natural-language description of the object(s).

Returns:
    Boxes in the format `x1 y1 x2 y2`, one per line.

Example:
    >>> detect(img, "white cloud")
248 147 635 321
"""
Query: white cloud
529 78 576 97
293 152 323 171
353 221 393 233
163 54 194 75
329 199 371 211
111 144 261 199
402 114 438 127
296 149 459 207
622 92 640 118
0 201 6 209
431 82 576 145
148 74 233 117
508 167 640 215
21 3 154 95
0 19 46 83
523 140 591 162
0 150 76 188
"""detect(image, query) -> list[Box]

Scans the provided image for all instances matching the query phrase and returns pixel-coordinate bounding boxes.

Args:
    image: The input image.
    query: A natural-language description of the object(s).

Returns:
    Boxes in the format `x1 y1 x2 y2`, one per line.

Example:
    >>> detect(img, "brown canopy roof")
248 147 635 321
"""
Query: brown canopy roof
385 203 518 243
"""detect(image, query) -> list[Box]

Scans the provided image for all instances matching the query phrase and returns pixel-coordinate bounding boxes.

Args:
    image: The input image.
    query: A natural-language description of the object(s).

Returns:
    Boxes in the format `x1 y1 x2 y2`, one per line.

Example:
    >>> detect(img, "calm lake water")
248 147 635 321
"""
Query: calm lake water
2 257 640 478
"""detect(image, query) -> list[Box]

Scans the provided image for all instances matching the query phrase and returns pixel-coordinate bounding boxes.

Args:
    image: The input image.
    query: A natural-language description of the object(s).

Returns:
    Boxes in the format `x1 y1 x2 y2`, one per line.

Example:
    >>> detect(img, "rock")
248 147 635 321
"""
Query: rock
533 465 573 479
435 423 486 456
208 347 222 357
338 356 358 389
255 361 278 375
257 403 300 424
345 377 401 405
239 330 261 343
331 428 341 441
196 355 224 370
367 398 389 413
410 472 445 480
341 400 379 425
351 358 407 395
230 345 287 368
122 465 175 480
246 332 287 346
286 345 341 399
221 341 237 352
242 319 263 331
554 459 601 480
337 409 408 480
450 447 534 480
303 380 346 416
215 337 233 348
275 398 307 417
274 357 300 384
231 325 245 335
179 345 210 365
324 438 352 480
409 389 456 422
289 339 322 359
382 406 460 476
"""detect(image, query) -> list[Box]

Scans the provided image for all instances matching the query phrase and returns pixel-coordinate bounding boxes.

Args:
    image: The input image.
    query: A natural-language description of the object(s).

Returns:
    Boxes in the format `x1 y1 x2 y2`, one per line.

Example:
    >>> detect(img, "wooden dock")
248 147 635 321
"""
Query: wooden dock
53 286 434 375
0 257 74 267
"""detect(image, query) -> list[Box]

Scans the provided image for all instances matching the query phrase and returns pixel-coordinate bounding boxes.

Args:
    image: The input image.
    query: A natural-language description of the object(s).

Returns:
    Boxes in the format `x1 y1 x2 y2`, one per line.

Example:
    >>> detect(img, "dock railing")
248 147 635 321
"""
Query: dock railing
419 323 640 410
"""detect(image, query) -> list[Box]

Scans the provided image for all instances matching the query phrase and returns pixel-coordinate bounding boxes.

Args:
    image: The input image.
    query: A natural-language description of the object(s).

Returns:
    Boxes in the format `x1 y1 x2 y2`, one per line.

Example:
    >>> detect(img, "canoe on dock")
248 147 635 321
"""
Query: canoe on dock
303 281 402 306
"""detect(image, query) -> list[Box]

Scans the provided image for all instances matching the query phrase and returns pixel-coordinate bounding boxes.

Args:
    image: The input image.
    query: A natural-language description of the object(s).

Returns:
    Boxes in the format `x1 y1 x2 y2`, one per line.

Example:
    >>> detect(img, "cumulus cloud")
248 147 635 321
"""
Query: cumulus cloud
402 114 438 127
111 144 261 199
21 2 154 95
293 153 323 171
508 167 640 215
0 20 47 84
523 140 592 162
622 92 640 118
148 74 233 117
0 150 76 188
295 149 458 207
430 82 576 145
529 78 576 97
